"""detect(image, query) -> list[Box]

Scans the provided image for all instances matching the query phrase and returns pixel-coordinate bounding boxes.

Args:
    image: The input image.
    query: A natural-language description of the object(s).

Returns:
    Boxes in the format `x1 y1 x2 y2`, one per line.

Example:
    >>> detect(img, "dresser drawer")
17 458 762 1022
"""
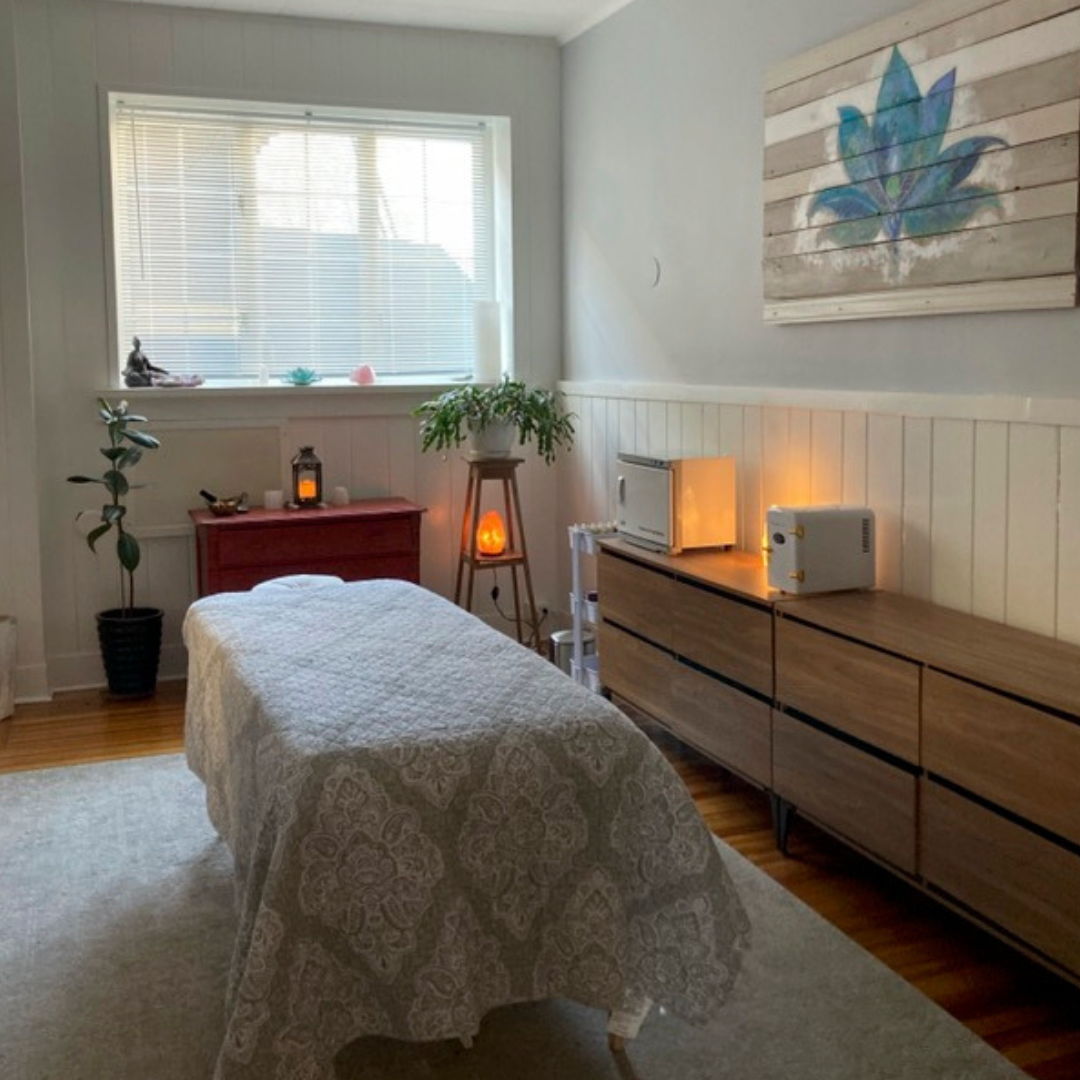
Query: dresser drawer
671 582 773 697
670 664 772 787
924 670 1080 846
598 622 676 722
214 516 416 569
922 781 1080 976
776 618 919 763
598 552 675 648
773 711 916 873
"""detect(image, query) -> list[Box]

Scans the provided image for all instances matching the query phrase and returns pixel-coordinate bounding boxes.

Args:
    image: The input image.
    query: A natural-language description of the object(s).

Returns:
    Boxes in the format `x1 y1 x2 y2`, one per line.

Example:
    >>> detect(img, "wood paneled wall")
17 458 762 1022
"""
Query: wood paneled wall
558 385 1080 644
277 416 560 615
53 411 559 690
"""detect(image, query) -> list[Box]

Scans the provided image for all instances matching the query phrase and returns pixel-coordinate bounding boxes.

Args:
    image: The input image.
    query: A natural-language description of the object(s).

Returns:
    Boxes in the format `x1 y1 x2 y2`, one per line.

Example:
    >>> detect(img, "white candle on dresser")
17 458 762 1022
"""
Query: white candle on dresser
473 300 502 384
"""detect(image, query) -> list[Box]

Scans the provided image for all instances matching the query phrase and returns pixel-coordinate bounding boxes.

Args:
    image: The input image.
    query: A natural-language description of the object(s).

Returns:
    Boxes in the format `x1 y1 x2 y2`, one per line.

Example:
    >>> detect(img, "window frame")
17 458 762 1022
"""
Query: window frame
100 87 514 392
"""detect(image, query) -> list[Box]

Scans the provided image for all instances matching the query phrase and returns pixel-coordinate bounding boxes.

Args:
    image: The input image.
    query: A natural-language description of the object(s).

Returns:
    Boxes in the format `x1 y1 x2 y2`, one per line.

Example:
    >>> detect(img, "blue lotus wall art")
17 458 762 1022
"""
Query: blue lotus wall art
809 47 1008 249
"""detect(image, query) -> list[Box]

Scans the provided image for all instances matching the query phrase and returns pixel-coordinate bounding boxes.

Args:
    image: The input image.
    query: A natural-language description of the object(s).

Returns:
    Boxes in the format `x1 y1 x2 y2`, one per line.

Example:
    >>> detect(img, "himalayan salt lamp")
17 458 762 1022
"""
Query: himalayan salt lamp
476 510 507 556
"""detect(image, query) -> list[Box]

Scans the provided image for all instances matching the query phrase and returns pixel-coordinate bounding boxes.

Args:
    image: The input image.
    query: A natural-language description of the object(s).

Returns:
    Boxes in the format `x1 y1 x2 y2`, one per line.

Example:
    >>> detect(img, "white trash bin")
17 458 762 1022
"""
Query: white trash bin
0 615 15 720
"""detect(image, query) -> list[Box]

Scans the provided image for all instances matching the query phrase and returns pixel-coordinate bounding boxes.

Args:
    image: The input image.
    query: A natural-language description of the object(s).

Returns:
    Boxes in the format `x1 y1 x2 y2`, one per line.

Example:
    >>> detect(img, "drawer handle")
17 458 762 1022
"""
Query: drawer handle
789 525 805 539
617 475 626 504
788 570 805 583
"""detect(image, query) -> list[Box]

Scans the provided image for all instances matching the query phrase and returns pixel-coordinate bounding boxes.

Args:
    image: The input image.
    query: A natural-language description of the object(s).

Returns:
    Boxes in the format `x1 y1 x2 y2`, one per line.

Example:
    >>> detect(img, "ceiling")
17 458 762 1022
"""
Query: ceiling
130 0 634 42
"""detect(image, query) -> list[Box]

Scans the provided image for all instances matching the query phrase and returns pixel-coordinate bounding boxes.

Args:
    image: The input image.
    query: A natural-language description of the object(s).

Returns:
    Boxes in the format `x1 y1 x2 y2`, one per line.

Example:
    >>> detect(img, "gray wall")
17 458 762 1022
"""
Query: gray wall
8 0 562 692
562 0 1080 396
0 0 47 699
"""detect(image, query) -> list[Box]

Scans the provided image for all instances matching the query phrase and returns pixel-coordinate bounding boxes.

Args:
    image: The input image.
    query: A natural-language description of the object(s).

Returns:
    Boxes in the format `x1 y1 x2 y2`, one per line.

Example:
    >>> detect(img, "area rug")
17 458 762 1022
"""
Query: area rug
0 754 1025 1080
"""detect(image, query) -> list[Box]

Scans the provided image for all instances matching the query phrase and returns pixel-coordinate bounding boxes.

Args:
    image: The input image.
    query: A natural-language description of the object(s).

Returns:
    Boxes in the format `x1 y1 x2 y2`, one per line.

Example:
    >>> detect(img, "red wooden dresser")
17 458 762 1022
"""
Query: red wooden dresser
189 498 425 597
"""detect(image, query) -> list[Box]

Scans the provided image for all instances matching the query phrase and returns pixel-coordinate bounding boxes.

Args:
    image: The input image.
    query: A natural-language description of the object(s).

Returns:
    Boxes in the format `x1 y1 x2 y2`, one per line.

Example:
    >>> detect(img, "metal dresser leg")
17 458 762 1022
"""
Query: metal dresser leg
770 793 796 855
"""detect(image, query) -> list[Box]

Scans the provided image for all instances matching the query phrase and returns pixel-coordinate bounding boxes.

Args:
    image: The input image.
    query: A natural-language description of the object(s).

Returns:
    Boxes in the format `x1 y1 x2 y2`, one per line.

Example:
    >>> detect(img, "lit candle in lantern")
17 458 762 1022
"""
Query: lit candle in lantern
476 510 507 556
290 446 323 508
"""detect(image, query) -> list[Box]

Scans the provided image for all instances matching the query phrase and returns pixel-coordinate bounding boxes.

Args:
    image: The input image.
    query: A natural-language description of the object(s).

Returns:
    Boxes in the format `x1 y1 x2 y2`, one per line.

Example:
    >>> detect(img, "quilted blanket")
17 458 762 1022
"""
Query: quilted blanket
183 579 749 1080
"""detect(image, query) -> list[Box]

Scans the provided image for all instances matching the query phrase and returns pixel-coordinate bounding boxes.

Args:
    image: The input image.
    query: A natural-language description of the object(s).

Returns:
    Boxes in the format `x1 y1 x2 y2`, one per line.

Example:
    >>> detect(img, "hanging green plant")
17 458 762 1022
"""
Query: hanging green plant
414 376 575 465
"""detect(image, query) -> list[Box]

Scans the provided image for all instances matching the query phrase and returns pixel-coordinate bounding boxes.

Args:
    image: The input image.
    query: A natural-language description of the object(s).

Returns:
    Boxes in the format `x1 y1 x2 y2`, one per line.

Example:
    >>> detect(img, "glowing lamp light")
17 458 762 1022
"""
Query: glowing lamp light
290 445 323 508
476 510 507 556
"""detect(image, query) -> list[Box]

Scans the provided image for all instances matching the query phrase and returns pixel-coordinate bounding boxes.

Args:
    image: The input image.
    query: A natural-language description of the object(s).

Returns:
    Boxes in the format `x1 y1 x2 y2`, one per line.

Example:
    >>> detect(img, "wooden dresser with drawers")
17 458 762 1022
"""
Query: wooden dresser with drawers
597 536 1080 986
190 498 424 596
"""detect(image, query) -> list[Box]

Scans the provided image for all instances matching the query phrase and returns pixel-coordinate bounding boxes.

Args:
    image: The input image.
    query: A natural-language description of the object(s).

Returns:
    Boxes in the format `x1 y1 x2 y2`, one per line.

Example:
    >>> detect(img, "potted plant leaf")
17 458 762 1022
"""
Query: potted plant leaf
67 399 163 697
414 376 575 463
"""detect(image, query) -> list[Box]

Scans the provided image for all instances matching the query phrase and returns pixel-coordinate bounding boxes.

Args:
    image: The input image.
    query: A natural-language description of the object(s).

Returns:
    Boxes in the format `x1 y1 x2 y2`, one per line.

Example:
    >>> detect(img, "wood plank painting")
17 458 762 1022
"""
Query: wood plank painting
763 0 1080 324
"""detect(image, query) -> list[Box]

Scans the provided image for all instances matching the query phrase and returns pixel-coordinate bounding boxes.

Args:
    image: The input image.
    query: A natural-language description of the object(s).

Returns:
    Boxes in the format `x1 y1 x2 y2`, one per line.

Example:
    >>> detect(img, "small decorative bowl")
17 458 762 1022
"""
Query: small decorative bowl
282 367 321 386
205 493 249 517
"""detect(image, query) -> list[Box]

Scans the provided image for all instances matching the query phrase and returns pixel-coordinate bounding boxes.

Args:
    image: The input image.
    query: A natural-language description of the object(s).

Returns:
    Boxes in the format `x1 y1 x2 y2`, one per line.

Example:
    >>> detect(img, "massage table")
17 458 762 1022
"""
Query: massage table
183 578 748 1080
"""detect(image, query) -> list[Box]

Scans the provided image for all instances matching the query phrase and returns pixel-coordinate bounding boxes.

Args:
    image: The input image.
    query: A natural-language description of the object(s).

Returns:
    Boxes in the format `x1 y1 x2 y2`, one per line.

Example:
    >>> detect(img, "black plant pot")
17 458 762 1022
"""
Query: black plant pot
96 607 164 698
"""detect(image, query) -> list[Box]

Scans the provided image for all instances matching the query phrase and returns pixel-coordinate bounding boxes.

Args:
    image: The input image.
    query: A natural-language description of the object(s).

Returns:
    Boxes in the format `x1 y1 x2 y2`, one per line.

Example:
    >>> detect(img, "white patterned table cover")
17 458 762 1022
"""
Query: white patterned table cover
183 579 749 1079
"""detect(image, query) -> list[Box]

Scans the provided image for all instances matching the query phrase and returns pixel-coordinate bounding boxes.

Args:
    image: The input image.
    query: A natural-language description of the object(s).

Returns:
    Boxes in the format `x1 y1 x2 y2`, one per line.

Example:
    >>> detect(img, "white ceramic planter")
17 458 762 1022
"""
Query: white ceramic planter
468 420 517 457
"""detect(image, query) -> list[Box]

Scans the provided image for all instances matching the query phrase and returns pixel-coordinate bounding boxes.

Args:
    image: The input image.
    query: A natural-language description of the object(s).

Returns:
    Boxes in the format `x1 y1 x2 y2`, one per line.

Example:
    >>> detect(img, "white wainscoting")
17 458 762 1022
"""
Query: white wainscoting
276 415 560 616
557 382 1080 645
14 0 562 696
51 412 560 690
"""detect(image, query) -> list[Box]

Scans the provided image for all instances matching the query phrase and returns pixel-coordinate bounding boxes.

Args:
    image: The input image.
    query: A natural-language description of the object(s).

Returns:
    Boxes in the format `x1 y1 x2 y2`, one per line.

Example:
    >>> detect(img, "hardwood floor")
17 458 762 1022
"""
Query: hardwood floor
0 681 187 772
2 685 1079 1078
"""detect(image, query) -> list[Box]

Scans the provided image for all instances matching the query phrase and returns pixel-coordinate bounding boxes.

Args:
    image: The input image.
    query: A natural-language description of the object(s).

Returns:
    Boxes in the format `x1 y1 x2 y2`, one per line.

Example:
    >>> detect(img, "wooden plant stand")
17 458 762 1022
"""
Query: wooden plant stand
454 456 541 649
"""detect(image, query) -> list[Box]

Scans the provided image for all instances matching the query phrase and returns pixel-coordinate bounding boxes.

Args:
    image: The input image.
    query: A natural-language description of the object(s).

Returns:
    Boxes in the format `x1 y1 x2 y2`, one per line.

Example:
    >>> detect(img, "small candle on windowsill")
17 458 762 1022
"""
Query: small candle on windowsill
297 478 317 500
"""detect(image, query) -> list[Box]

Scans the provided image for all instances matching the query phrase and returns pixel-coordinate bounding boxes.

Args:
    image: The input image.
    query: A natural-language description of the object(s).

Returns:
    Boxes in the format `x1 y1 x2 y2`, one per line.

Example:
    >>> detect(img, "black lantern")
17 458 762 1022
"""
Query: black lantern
290 446 323 509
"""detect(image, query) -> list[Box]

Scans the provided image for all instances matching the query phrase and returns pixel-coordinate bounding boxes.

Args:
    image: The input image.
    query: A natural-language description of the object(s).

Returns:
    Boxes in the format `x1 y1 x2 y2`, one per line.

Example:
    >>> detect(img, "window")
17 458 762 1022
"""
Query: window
108 94 511 385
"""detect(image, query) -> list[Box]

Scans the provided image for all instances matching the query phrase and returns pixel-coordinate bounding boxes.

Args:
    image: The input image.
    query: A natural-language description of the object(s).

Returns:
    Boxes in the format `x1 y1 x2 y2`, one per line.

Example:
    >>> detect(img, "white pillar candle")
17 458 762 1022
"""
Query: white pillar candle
473 300 502 384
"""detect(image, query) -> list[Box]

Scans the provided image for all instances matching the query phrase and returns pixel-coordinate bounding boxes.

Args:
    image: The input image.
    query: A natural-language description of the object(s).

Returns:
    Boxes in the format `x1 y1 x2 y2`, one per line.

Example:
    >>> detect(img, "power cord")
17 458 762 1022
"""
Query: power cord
490 571 549 650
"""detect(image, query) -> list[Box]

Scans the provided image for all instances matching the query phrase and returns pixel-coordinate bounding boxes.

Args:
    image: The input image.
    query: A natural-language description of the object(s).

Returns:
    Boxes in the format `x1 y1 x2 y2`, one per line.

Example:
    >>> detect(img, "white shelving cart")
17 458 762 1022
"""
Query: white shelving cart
567 523 616 693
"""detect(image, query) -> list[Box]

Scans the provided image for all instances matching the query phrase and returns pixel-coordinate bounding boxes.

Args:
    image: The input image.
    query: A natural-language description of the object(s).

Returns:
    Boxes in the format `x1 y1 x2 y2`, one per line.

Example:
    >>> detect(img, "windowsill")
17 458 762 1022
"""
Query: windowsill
96 376 487 400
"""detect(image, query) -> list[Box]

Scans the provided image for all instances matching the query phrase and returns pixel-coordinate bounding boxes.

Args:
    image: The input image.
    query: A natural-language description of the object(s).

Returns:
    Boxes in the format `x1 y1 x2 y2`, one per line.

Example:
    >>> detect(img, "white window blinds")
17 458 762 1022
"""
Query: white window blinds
110 97 501 383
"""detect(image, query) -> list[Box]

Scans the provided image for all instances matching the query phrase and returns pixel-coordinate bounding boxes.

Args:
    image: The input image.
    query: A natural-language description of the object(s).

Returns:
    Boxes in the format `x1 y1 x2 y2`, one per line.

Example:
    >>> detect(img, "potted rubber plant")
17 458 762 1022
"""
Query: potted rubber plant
414 376 575 463
67 399 163 697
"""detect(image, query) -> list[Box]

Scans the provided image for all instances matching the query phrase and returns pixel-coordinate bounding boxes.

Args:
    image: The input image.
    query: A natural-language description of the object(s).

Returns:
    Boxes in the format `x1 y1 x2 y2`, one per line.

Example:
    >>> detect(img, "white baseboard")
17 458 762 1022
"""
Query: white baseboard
14 663 50 704
49 672 188 695
46 642 188 695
